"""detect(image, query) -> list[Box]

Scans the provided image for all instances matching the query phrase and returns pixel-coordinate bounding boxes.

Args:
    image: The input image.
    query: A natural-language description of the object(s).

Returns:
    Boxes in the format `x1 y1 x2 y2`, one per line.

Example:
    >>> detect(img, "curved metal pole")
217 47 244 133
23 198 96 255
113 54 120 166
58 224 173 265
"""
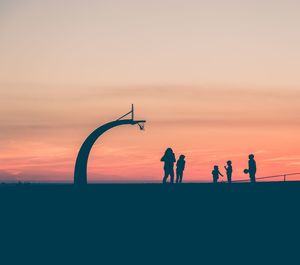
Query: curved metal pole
74 119 145 185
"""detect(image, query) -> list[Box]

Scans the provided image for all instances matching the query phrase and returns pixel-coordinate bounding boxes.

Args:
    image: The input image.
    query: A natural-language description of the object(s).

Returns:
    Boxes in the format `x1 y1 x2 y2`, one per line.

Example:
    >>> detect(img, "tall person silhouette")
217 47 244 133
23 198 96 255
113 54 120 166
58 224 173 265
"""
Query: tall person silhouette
248 154 257 183
176 155 186 183
224 161 233 183
161 148 176 184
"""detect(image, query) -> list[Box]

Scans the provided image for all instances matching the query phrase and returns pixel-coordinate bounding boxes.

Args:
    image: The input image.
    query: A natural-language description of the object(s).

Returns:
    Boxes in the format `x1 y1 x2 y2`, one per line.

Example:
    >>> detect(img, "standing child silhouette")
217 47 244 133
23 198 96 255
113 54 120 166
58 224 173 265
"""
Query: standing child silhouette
176 155 186 184
161 148 176 184
224 161 233 183
248 154 257 183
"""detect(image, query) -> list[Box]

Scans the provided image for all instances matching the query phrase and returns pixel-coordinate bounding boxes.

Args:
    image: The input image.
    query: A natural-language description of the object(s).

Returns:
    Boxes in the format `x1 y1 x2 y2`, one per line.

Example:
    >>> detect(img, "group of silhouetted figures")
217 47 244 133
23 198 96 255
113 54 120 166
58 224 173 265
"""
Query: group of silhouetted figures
161 148 186 184
161 148 257 184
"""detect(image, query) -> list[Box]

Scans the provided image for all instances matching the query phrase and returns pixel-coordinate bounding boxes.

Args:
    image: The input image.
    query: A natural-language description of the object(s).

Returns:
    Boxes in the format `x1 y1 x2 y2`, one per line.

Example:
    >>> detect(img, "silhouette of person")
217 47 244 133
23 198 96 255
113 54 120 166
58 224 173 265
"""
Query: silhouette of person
248 154 257 183
176 155 186 183
212 165 223 183
161 148 176 184
224 161 233 183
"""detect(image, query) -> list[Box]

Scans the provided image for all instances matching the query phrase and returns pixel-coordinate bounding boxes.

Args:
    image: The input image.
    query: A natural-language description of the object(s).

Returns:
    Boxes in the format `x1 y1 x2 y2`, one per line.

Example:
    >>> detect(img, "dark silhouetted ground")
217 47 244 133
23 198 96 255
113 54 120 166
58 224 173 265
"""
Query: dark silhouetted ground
1 182 299 264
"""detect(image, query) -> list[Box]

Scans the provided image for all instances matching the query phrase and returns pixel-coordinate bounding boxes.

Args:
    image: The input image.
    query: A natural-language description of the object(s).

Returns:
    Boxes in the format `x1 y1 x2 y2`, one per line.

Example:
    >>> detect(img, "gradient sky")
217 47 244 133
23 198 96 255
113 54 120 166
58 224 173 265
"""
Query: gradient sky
0 0 299 182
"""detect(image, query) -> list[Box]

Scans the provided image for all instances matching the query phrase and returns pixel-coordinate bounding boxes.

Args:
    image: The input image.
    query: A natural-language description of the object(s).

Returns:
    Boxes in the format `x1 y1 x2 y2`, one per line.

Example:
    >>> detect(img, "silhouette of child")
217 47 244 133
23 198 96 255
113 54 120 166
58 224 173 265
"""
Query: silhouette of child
212 165 223 183
248 154 257 183
176 155 186 184
161 148 176 184
224 161 233 183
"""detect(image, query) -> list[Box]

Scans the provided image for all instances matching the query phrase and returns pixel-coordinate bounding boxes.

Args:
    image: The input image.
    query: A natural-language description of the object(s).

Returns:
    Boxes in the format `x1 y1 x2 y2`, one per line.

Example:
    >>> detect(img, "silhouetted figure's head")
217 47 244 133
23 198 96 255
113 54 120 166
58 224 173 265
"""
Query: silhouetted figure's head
214 165 219 170
249 154 255 160
179 155 185 160
227 160 232 165
165 148 173 156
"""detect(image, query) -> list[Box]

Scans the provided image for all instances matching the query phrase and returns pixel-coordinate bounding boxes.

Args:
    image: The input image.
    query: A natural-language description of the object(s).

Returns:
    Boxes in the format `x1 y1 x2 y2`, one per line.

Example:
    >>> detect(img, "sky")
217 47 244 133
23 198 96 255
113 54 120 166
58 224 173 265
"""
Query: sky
0 0 300 183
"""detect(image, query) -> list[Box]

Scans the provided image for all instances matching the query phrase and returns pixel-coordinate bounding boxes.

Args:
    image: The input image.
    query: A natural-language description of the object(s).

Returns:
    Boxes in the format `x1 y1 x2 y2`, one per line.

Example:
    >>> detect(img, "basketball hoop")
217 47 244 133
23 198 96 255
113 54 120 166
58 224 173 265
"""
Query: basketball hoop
74 104 146 185
138 122 145 131
116 104 146 131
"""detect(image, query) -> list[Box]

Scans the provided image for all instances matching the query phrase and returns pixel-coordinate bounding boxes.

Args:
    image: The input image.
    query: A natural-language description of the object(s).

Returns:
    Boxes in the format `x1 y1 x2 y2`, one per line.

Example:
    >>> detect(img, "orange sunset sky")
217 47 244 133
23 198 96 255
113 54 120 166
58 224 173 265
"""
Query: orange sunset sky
0 0 299 182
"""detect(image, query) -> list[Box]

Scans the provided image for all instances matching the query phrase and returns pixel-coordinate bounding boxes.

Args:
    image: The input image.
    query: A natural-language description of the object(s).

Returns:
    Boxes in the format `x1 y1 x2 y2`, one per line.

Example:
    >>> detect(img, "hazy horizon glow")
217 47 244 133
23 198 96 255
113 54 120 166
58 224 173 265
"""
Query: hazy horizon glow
0 1 299 182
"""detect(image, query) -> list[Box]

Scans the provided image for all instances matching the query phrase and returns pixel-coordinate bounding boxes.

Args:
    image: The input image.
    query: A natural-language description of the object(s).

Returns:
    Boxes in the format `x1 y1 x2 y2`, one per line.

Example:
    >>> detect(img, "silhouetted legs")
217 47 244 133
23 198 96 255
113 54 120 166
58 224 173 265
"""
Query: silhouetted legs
170 170 174 184
163 168 175 184
250 173 256 183
163 173 168 184
176 171 183 183
227 174 232 184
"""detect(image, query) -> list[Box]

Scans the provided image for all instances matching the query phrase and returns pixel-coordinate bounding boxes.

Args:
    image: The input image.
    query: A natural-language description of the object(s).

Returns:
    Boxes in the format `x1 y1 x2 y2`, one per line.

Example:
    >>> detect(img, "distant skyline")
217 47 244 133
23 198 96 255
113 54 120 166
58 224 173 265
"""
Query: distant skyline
0 1 299 182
